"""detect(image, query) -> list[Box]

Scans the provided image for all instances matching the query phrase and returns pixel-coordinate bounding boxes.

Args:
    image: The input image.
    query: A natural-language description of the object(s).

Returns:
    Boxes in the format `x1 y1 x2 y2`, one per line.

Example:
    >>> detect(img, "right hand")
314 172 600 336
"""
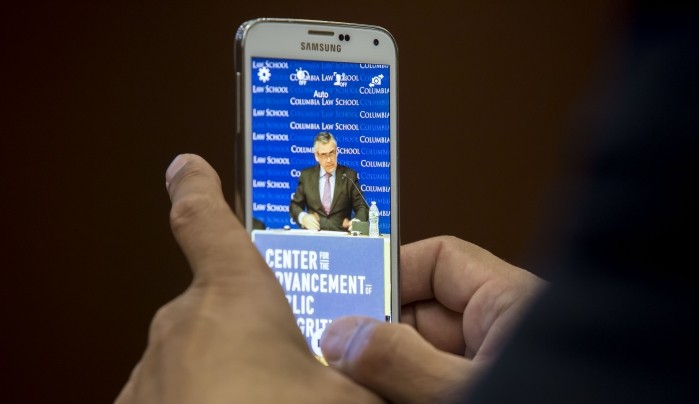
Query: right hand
320 236 547 403
116 154 382 404
301 212 320 230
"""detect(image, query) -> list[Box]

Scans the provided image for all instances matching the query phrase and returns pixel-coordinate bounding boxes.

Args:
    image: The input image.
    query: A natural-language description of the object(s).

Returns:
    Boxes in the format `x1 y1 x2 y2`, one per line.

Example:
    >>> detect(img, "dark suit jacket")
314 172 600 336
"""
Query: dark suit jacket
289 164 369 231
464 4 698 402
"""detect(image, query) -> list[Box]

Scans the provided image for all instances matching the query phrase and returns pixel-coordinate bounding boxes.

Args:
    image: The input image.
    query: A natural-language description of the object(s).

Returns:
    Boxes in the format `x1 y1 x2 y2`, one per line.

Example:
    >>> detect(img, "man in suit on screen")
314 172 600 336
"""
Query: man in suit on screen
289 131 368 231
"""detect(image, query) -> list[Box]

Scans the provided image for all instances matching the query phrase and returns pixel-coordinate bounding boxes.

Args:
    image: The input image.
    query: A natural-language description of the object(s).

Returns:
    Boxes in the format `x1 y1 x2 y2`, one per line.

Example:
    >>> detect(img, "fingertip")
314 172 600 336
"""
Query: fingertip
320 317 380 368
165 154 192 190
323 318 474 404
165 154 223 205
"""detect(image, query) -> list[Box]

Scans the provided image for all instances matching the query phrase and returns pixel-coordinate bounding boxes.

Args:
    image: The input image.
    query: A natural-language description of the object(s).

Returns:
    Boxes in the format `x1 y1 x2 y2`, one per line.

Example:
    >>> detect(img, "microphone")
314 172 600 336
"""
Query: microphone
343 172 370 208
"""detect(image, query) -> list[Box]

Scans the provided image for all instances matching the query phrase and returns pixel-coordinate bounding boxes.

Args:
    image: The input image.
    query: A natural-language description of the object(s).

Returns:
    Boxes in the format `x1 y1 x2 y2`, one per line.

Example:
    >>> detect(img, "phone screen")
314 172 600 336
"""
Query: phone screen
247 56 393 360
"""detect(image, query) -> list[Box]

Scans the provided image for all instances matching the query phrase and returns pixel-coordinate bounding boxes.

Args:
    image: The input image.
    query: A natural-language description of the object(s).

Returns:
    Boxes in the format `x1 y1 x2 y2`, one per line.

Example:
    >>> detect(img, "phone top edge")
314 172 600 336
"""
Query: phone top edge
236 18 398 54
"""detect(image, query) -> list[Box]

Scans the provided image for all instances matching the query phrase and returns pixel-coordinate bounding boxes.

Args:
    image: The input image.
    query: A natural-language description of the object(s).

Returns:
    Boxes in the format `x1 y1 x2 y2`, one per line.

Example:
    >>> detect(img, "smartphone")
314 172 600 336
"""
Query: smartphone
234 18 399 362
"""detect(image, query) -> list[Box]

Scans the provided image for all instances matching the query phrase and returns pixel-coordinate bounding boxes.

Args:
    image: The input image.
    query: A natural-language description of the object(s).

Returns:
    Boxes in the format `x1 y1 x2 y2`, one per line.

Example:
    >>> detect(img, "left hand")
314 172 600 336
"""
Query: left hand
346 218 361 232
115 154 381 403
319 236 547 403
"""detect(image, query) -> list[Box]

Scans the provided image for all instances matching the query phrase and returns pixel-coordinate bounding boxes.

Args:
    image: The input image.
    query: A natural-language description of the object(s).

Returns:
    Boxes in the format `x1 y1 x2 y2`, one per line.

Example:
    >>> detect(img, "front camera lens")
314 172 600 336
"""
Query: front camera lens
373 38 379 46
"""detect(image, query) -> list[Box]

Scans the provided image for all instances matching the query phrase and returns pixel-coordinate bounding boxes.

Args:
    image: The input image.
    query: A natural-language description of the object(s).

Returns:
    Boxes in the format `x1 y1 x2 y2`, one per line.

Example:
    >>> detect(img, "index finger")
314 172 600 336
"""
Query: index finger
400 236 512 312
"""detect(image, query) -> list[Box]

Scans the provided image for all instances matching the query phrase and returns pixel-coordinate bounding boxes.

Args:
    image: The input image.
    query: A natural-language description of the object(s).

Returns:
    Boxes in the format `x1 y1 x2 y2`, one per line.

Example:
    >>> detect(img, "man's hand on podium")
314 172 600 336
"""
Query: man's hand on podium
344 218 358 230
346 218 360 232
302 212 320 230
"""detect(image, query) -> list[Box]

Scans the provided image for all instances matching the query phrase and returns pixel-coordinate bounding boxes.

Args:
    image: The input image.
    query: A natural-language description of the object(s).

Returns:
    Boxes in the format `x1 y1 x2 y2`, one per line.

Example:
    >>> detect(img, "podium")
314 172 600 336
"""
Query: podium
252 229 390 355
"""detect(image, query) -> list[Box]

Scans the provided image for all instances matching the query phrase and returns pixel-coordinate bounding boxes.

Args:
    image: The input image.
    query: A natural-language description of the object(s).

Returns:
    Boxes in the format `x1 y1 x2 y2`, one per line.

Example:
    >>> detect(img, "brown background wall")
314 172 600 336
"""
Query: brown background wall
3 1 620 401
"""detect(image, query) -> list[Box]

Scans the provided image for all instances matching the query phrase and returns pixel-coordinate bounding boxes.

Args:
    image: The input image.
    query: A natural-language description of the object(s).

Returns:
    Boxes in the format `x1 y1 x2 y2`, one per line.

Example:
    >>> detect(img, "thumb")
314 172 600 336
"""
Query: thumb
320 317 479 403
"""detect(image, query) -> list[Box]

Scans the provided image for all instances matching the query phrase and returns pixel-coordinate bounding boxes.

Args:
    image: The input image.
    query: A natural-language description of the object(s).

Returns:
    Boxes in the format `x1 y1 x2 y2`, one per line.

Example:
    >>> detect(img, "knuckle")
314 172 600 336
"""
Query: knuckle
439 235 461 247
351 323 414 378
148 300 180 346
170 193 217 231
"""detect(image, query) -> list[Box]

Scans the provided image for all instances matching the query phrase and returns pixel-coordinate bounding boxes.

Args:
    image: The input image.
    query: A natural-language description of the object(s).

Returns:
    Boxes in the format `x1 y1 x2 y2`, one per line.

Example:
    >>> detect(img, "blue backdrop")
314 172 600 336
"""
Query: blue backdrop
250 57 393 233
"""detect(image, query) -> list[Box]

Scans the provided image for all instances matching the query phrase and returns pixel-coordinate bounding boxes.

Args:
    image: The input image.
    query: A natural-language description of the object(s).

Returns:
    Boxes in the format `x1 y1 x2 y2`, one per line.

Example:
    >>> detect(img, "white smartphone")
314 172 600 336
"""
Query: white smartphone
234 18 399 362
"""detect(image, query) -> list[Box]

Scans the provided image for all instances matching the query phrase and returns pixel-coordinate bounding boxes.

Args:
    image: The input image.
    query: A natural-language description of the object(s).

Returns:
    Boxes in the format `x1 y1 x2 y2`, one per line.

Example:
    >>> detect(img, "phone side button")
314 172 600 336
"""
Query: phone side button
235 72 241 135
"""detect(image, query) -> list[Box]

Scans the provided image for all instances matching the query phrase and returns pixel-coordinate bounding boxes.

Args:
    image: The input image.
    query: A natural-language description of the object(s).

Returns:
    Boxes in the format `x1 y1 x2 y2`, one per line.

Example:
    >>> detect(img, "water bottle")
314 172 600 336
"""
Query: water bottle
369 201 379 237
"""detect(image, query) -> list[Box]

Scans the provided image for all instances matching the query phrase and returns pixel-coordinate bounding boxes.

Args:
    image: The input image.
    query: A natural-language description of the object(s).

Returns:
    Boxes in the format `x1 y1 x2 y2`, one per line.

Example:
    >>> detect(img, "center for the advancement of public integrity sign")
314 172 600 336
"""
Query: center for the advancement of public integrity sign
252 230 386 357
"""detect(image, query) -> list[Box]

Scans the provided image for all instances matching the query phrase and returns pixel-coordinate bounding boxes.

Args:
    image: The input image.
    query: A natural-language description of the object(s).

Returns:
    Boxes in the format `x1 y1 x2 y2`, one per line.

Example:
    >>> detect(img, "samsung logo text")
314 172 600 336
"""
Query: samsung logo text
300 42 342 52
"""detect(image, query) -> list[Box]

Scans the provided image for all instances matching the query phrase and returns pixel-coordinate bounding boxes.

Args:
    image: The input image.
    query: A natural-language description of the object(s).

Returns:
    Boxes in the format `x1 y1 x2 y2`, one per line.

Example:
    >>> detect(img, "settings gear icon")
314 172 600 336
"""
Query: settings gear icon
257 67 271 83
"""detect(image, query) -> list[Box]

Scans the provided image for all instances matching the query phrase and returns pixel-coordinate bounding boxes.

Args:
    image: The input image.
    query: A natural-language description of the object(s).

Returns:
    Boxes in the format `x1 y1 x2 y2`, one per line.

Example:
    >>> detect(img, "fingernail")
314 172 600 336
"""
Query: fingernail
320 317 361 366
165 154 189 189
321 317 379 367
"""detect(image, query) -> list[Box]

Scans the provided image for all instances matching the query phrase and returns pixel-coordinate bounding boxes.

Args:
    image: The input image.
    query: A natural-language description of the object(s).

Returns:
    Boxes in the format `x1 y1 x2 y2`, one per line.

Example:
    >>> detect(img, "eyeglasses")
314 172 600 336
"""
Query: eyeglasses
317 148 337 160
